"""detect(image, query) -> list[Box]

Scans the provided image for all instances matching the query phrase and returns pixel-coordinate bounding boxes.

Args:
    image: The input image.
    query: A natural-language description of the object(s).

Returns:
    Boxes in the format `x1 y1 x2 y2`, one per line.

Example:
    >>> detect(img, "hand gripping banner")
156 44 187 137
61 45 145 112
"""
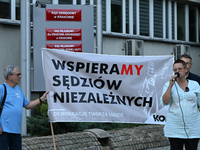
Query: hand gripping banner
42 48 174 124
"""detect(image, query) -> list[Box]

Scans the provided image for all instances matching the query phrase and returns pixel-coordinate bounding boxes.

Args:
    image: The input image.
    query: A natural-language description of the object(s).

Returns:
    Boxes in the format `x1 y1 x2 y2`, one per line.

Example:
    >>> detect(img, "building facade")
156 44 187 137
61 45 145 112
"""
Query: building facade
0 0 200 100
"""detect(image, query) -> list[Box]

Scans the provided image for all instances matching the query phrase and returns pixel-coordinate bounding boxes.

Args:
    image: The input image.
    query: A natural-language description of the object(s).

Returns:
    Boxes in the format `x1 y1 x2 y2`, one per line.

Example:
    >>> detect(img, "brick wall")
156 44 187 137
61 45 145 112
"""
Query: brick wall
22 124 169 150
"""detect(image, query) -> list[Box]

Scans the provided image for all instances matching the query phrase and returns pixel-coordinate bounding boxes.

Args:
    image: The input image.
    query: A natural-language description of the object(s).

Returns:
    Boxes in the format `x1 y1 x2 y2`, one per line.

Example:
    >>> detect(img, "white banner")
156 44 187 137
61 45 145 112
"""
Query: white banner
42 48 174 124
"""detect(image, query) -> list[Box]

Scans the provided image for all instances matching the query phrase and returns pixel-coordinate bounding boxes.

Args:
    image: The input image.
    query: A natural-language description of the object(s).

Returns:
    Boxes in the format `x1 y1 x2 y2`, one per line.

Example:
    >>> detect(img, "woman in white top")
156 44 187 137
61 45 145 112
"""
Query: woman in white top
161 59 200 150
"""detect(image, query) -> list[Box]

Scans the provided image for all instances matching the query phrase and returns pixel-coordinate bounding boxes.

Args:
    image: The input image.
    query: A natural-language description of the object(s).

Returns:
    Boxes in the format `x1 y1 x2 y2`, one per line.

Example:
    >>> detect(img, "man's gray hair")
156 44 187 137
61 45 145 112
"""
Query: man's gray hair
4 65 19 80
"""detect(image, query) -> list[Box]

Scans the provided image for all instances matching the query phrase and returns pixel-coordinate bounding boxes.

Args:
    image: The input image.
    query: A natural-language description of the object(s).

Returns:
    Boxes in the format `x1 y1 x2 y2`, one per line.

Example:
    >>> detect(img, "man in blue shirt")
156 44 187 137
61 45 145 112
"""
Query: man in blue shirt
180 54 200 85
0 65 49 150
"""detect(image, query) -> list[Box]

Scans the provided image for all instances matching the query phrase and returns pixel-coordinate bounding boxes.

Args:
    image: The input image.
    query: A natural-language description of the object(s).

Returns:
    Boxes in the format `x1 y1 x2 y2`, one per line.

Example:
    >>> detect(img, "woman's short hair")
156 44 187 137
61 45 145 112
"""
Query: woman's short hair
3 65 19 80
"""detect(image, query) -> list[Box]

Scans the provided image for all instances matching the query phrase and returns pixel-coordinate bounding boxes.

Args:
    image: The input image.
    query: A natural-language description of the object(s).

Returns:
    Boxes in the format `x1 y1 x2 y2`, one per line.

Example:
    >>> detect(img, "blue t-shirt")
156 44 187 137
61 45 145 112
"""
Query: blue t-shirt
0 83 29 134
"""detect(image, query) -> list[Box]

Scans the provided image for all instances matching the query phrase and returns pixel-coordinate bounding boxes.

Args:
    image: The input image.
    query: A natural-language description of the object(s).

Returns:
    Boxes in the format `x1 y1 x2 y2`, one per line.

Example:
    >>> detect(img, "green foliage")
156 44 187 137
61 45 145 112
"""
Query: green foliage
36 101 48 117
27 115 51 136
27 115 141 136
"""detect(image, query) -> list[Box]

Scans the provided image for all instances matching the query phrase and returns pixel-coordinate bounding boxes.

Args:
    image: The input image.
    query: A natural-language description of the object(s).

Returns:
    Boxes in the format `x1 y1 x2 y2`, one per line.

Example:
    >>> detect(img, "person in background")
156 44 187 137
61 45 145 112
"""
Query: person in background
161 59 200 150
0 65 49 150
180 53 200 85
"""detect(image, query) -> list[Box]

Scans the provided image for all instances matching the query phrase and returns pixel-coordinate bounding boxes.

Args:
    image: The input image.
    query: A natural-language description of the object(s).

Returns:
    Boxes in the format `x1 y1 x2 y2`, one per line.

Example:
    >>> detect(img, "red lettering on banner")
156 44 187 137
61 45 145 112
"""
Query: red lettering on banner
121 64 133 75
135 65 143 75
121 64 143 75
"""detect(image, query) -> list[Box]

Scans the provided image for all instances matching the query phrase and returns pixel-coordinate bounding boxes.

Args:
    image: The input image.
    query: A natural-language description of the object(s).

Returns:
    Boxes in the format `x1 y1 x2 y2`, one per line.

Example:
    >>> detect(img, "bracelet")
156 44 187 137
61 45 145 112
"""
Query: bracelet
39 97 42 104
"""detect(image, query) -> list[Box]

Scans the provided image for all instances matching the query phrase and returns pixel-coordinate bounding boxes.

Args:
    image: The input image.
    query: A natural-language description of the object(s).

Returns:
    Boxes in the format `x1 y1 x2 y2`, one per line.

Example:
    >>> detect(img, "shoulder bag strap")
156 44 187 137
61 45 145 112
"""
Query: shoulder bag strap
0 84 7 116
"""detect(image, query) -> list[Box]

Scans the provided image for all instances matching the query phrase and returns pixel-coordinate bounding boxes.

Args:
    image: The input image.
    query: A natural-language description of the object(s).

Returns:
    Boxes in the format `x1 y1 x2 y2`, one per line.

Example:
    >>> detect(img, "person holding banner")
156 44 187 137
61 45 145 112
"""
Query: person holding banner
161 59 200 150
0 65 49 150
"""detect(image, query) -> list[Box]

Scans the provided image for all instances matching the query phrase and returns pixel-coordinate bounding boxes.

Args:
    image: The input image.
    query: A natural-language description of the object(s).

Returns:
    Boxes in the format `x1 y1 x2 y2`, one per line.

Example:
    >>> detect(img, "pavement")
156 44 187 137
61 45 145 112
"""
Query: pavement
146 142 200 150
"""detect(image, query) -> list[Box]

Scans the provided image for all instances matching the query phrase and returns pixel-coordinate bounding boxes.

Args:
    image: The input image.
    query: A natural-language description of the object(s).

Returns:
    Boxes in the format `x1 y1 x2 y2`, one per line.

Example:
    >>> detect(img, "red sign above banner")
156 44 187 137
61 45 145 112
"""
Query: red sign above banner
46 28 82 41
46 43 82 52
46 9 82 21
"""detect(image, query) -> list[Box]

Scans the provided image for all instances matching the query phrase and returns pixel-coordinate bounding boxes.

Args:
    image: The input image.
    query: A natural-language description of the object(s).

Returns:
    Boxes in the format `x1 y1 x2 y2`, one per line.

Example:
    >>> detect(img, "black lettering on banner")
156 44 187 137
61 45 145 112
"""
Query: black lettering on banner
79 92 87 103
54 92 64 103
96 93 103 103
153 115 166 122
67 61 74 71
66 92 69 103
91 63 99 74
71 76 80 86
99 63 108 74
126 96 135 106
89 78 94 87
53 92 153 108
116 96 126 105
93 77 105 89
53 75 61 86
107 80 122 90
143 97 152 107
86 63 90 73
109 92 117 104
76 62 85 72
52 75 122 90
52 59 66 70
103 94 109 104
63 76 69 86
71 92 78 103
51 60 144 76
80 77 89 87
109 64 120 74
134 97 142 106
88 93 97 103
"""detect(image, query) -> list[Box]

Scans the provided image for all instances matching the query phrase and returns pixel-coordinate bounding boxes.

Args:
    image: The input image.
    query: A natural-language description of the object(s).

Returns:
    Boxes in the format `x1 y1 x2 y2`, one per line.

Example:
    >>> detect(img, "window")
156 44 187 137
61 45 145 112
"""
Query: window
102 0 106 31
1 0 200 44
111 0 122 33
86 0 90 5
133 0 136 34
59 0 73 4
154 0 163 38
38 0 52 4
140 0 149 36
77 0 81 5
0 0 11 19
165 0 168 39
189 5 196 42
199 6 200 42
171 1 175 39
126 0 129 34
93 0 96 27
16 0 20 20
177 3 185 41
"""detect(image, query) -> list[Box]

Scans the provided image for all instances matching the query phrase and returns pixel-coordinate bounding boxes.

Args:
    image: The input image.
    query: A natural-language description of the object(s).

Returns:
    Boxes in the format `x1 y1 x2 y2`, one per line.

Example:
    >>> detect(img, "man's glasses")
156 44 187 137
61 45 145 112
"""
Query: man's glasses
185 62 191 65
12 73 21 77
172 68 185 72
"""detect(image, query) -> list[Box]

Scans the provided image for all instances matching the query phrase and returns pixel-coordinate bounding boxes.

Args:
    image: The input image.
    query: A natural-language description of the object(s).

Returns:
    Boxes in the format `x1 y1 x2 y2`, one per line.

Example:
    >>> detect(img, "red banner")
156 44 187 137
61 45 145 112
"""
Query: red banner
46 28 82 41
46 9 82 21
46 43 82 52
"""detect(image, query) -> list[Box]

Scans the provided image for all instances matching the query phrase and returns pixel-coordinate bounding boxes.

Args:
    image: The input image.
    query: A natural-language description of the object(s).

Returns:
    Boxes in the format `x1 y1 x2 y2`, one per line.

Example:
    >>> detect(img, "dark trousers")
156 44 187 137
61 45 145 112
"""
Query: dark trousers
0 132 22 150
169 137 199 150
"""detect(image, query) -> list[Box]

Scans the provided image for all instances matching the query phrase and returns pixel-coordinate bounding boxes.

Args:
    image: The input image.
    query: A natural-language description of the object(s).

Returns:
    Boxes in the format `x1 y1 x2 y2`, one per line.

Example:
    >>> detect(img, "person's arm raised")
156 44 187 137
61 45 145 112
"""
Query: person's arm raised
25 91 49 109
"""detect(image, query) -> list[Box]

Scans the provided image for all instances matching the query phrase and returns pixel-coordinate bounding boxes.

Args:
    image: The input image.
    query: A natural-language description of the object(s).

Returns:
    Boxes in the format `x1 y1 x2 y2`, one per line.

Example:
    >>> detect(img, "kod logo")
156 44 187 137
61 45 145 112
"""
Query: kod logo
153 115 166 122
